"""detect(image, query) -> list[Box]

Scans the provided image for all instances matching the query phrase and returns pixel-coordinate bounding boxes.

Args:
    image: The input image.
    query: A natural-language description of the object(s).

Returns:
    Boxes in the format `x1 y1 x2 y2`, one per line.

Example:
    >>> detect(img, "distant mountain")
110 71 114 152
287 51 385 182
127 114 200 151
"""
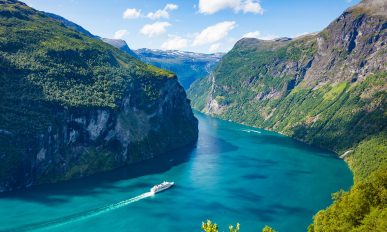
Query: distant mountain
42 12 221 90
101 38 139 59
188 0 386 230
135 49 224 89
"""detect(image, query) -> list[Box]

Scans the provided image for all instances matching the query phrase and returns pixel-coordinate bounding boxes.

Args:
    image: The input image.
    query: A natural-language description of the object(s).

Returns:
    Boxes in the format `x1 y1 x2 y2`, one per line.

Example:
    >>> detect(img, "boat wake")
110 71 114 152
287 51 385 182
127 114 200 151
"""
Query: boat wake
242 129 261 134
8 192 154 232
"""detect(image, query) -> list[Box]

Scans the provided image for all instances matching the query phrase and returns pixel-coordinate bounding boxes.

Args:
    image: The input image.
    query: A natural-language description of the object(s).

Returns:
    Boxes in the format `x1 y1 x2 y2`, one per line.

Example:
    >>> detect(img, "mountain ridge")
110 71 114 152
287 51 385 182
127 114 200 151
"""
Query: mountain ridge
101 38 139 58
43 12 99 39
38 12 223 90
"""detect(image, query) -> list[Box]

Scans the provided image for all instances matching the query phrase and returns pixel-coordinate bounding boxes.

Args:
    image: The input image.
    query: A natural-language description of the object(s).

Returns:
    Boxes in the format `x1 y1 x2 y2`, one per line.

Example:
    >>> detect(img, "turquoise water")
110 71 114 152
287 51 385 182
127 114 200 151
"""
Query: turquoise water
0 112 352 232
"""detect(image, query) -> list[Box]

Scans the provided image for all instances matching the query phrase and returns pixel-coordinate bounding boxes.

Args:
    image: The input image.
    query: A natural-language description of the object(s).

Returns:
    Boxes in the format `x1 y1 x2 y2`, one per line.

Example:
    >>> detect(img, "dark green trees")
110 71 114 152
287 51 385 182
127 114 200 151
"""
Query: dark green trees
308 169 387 232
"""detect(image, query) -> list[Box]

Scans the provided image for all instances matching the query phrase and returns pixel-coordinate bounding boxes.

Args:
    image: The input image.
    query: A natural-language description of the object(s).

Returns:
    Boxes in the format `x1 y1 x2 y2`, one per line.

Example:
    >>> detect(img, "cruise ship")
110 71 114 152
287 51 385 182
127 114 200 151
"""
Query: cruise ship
150 181 174 194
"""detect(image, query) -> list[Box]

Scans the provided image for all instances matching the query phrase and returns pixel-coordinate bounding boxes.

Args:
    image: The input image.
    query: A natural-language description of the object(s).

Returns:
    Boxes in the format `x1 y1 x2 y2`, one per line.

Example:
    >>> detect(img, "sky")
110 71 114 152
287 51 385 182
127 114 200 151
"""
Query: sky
21 0 360 54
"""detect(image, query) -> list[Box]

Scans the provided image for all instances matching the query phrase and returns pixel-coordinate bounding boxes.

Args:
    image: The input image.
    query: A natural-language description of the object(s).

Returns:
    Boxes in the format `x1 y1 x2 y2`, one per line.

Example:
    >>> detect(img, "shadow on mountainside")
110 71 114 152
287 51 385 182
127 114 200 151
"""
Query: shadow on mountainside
0 132 239 205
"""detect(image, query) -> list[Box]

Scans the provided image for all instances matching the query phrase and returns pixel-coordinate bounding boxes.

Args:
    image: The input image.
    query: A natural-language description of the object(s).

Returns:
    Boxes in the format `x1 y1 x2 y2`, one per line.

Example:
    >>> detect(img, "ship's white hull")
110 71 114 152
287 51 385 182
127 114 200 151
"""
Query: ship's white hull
150 182 174 194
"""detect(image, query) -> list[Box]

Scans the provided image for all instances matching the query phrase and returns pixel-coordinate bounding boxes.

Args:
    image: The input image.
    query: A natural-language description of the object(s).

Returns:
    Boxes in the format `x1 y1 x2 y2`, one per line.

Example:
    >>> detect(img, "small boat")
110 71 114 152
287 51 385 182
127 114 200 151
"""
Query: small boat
150 181 174 194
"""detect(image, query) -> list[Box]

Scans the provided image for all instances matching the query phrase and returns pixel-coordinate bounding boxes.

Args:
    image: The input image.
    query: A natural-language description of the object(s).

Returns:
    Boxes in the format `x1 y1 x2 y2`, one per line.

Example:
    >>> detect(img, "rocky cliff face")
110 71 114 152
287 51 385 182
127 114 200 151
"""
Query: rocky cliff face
0 0 198 192
1 79 197 192
303 0 386 86
189 0 386 155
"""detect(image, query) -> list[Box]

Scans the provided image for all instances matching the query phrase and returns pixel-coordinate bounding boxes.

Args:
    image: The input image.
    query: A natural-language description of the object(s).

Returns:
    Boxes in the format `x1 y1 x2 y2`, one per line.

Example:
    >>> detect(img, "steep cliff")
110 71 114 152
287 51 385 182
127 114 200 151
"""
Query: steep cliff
189 0 386 230
189 0 386 162
0 0 198 192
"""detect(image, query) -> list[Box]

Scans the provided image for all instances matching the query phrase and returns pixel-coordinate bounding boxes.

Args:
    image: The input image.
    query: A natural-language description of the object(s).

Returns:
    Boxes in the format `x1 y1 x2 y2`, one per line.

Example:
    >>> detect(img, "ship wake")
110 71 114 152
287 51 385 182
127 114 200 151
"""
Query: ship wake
242 129 261 134
8 192 154 232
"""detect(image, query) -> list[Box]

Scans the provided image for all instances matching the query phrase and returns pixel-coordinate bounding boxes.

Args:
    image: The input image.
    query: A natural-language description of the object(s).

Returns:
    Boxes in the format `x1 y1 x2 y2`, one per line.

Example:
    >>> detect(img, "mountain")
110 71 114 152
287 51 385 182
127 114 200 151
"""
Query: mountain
39 14 214 90
188 0 386 230
135 49 223 89
101 38 139 59
42 13 139 60
0 0 198 192
39 12 220 90
42 13 139 59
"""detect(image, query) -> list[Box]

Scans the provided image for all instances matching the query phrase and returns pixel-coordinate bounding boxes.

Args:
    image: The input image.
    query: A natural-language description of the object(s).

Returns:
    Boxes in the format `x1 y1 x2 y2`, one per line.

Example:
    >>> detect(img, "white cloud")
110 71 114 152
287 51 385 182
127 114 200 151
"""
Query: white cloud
161 35 188 50
242 31 261 38
123 8 141 19
257 34 277 40
242 0 263 14
140 22 171 37
209 43 221 53
198 0 263 15
292 32 310 38
242 31 277 40
193 21 236 46
147 3 178 20
113 29 128 39
165 3 178 11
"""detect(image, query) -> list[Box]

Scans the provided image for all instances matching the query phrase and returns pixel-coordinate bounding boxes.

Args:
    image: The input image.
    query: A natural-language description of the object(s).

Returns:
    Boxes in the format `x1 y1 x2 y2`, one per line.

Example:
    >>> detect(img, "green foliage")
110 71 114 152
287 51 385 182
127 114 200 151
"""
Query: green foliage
189 25 387 232
308 169 387 232
190 67 386 155
202 220 219 232
0 0 174 133
188 74 212 111
228 223 240 232
189 38 317 114
323 82 347 101
63 148 118 180
0 0 195 187
262 225 277 232
201 221 278 232
0 0 172 109
201 220 240 232
348 131 387 183
308 130 387 231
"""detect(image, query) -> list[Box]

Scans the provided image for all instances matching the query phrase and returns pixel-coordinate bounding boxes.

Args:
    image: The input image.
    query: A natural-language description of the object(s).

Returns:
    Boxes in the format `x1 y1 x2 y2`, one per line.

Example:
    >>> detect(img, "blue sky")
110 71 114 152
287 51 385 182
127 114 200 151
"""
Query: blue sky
22 0 360 53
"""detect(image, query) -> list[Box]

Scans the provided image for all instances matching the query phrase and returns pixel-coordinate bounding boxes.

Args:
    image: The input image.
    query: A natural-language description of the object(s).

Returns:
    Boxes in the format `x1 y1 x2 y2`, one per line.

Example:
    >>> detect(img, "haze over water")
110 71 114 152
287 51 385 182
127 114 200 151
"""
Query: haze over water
0 112 352 232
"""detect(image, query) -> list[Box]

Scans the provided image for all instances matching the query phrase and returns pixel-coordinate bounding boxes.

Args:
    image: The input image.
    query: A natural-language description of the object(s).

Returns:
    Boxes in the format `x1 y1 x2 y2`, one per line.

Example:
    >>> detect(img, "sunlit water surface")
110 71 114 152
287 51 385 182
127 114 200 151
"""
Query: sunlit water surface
0 112 352 232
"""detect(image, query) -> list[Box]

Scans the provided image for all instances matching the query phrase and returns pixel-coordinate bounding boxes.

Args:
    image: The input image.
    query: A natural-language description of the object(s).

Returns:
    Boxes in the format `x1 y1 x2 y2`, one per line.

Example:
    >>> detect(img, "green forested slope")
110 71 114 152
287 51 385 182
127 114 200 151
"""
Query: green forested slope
188 0 386 230
0 0 173 109
0 0 197 191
